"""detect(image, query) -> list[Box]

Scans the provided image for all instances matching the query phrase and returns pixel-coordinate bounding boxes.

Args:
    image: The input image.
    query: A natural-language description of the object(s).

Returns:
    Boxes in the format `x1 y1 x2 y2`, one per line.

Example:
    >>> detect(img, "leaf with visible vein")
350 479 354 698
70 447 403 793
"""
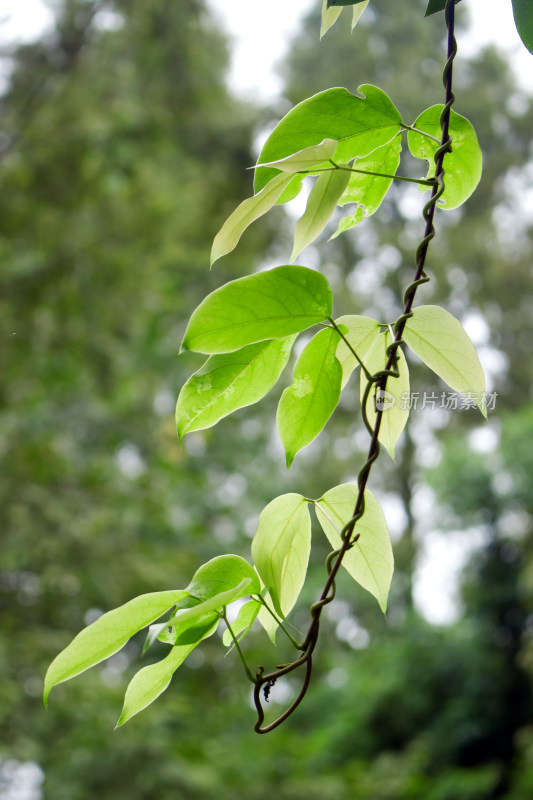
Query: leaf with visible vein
403 305 487 417
332 135 401 237
117 616 219 726
44 590 189 705
222 599 262 647
408 106 482 209
211 172 293 265
334 314 380 388
181 265 332 354
257 139 337 173
291 168 350 261
254 85 402 198
251 494 311 618
176 336 296 440
277 328 342 467
315 484 393 612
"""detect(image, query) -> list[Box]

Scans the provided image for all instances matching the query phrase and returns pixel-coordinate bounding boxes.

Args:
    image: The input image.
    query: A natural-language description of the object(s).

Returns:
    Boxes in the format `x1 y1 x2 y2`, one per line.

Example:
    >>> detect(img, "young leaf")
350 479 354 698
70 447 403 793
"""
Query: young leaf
161 611 220 646
334 314 380 388
257 139 337 172
403 305 487 416
210 172 293 265
291 168 350 261
186 554 261 600
176 335 296 440
315 484 393 613
277 328 342 467
512 0 533 54
222 599 262 647
321 0 343 38
117 616 219 727
44 590 189 705
332 135 402 237
408 106 482 209
254 85 402 197
251 494 311 618
181 266 332 354
352 0 369 29
360 330 410 459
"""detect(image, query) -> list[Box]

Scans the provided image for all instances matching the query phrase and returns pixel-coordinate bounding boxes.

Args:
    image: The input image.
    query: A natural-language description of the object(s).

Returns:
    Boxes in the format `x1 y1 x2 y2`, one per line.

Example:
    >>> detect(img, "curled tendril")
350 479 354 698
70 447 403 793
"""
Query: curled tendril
253 0 457 734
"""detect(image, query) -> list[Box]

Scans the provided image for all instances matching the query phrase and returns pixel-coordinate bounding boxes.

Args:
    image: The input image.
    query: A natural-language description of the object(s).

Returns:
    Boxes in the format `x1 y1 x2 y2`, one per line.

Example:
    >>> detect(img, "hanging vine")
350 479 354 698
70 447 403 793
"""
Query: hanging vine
44 0 533 733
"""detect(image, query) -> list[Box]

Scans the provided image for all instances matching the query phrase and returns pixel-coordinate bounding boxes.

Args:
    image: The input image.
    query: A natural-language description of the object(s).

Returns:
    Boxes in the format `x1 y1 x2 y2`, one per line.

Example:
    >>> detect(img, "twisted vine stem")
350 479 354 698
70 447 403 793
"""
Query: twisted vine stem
253 0 458 734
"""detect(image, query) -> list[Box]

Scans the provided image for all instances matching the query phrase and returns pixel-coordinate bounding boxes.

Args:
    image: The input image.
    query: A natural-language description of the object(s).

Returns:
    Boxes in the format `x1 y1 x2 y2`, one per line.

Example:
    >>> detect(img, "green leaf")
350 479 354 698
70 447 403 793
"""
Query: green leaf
512 0 533 54
291 168 350 261
176 336 296 440
321 0 343 38
277 328 342 467
360 330 410 459
257 138 337 172
408 106 482 209
332 135 402 237
315 484 393 613
425 0 447 15
222 599 262 646
403 305 487 417
186 554 261 600
181 265 332 355
327 0 368 6
251 493 311 618
117 616 219 726
44 590 189 705
255 85 402 197
210 172 293 265
159 611 219 646
257 591 280 644
334 314 380 388
352 0 369 29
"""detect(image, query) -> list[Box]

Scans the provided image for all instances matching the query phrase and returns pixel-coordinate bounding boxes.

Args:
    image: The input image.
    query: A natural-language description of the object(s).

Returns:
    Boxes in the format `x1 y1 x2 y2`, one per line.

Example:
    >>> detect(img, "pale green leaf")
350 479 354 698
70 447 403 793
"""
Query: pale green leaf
257 138 337 172
44 590 189 705
315 484 393 612
321 0 343 37
211 172 293 265
403 305 487 417
257 591 280 644
117 616 219 726
159 611 219 646
222 599 262 646
360 330 410 459
291 168 350 261
408 106 482 209
255 85 402 197
186 554 261 600
332 134 401 237
352 0 369 28
334 314 380 388
277 328 342 467
181 265 332 355
251 494 311 618
512 0 533 54
176 336 296 440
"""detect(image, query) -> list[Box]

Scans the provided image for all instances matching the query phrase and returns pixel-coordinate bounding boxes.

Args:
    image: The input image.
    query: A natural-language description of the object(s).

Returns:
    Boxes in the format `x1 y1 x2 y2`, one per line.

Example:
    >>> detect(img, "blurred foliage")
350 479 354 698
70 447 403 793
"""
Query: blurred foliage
1 0 532 798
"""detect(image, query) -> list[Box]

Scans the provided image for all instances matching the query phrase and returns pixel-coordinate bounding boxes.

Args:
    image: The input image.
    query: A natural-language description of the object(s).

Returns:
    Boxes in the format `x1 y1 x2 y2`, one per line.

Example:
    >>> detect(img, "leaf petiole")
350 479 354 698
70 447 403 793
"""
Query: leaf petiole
254 595 305 651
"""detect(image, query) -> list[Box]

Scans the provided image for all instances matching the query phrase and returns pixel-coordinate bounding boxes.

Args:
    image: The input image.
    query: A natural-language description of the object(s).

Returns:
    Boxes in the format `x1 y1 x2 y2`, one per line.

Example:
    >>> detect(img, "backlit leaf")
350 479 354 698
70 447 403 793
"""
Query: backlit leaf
321 0 343 38
186 554 261 600
176 336 296 440
408 106 482 209
291 168 350 261
360 330 410 459
256 139 337 172
352 0 369 28
181 266 332 354
334 314 380 388
210 172 293 265
332 135 401 237
255 85 402 197
222 599 262 646
315 484 393 612
277 328 342 467
117 616 219 726
251 494 311 618
44 590 189 705
403 305 487 416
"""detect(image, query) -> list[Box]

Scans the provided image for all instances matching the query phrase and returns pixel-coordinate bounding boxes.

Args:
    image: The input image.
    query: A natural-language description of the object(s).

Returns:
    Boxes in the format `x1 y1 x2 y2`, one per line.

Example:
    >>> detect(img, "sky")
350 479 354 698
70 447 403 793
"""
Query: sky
1 0 530 626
